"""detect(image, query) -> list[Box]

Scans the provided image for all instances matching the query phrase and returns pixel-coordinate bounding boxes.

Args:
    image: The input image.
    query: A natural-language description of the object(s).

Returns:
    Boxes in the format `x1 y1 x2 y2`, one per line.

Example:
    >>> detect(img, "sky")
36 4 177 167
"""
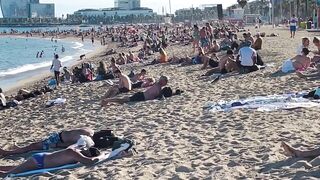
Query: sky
34 0 239 17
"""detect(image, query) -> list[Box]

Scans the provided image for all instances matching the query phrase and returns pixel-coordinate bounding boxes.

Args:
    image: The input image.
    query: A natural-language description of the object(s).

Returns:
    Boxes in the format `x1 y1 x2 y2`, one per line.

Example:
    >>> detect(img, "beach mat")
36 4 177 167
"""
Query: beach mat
8 142 132 178
204 93 320 112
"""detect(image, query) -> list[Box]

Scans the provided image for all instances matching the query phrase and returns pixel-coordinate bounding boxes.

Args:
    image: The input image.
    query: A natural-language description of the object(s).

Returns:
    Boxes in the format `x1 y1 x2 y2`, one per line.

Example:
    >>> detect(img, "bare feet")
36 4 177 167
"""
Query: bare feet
281 142 298 157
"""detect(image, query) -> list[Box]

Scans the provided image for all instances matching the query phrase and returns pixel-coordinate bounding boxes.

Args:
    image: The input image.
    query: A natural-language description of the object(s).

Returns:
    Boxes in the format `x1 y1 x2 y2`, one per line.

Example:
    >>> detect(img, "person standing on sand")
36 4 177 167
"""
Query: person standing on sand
50 54 62 86
289 14 298 38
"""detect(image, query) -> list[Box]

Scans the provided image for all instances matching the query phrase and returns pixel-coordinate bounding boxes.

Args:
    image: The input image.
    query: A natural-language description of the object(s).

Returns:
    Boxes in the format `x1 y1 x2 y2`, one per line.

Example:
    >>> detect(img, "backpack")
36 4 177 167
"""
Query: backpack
92 130 119 149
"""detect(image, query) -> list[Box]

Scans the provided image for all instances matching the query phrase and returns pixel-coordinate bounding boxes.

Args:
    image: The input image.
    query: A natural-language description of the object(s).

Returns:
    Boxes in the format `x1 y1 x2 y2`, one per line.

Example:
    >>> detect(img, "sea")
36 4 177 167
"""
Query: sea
0 26 97 91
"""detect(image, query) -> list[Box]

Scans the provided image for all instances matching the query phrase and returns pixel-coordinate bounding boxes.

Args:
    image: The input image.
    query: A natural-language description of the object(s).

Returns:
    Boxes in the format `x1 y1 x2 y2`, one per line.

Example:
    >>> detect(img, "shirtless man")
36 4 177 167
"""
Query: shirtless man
203 50 235 76
103 69 132 99
0 128 94 157
101 76 168 105
279 48 311 73
0 128 119 158
0 147 101 177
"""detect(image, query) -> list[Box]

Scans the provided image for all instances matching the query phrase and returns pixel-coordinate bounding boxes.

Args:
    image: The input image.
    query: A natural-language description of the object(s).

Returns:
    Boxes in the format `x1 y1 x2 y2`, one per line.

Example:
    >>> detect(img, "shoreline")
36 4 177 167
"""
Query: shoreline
1 35 107 95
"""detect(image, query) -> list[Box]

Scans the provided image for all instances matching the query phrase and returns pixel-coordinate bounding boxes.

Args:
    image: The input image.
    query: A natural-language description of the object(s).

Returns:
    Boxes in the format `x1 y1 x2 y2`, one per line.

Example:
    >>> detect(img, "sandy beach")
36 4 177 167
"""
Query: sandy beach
1 25 320 179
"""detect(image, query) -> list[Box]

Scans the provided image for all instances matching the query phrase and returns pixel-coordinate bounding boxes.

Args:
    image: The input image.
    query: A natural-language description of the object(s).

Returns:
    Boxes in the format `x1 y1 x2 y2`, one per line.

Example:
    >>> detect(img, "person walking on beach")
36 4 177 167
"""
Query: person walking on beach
289 14 298 38
50 54 62 86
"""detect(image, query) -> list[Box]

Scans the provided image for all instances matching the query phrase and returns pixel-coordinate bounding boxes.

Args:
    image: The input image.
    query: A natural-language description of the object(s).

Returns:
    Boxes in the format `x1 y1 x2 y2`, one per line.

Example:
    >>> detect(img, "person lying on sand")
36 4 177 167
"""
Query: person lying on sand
202 50 235 76
103 69 132 99
0 147 102 177
296 64 320 79
0 128 120 157
281 141 320 158
101 76 168 105
277 48 311 73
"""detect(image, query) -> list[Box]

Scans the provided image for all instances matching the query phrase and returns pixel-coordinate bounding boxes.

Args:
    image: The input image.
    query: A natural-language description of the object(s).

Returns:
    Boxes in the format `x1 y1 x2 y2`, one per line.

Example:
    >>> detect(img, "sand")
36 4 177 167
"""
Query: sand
1 25 320 179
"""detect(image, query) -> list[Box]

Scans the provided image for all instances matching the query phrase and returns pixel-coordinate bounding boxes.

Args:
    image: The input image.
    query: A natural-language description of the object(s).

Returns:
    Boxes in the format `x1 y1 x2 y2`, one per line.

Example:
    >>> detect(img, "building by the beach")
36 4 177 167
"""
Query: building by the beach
73 0 153 18
0 0 55 18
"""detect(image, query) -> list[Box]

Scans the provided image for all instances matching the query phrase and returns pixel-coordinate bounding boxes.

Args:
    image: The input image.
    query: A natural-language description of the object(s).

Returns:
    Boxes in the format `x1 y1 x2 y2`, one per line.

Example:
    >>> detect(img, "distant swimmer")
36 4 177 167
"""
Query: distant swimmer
61 45 65 53
55 39 58 43
40 50 44 58
36 52 40 58
51 37 54 42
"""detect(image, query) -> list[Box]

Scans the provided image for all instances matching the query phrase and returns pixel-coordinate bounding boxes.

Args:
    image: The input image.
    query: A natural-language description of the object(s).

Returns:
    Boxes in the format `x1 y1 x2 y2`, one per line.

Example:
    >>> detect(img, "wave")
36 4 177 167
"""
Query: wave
0 56 74 77
71 42 84 49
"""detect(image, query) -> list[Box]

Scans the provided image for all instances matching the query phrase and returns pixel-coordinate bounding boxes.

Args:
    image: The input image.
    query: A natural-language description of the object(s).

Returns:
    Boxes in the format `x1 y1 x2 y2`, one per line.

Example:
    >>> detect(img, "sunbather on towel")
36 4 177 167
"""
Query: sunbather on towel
0 147 102 177
281 141 320 158
278 48 311 73
101 76 168 105
0 128 117 157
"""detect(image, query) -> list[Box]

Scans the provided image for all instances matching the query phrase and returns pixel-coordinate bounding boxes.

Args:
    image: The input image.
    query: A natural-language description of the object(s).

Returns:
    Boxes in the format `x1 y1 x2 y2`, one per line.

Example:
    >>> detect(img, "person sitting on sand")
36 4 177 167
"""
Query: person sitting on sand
101 76 168 105
95 61 108 81
62 67 74 82
0 128 121 157
278 48 311 73
252 33 263 51
203 50 235 76
127 51 140 63
132 77 156 89
201 51 219 70
210 40 220 53
281 141 320 159
311 37 320 64
130 69 147 83
226 41 259 73
245 32 255 44
297 37 310 55
0 146 102 177
103 69 132 99
117 53 127 65
159 47 168 63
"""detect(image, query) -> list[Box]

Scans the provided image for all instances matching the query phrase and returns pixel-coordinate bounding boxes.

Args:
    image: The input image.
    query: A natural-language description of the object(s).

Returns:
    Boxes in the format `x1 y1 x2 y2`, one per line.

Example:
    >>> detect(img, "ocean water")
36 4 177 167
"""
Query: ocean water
0 36 95 91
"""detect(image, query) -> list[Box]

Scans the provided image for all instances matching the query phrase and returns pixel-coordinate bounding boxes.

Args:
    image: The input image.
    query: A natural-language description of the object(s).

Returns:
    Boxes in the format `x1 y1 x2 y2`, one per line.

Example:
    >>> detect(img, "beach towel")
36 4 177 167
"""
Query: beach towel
281 59 295 73
204 93 320 112
45 98 66 107
8 141 133 178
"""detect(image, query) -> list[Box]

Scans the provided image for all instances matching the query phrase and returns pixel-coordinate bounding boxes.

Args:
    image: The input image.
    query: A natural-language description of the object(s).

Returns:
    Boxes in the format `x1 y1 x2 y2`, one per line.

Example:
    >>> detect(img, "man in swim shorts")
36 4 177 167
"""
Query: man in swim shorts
0 128 118 157
0 146 102 177
101 76 168 105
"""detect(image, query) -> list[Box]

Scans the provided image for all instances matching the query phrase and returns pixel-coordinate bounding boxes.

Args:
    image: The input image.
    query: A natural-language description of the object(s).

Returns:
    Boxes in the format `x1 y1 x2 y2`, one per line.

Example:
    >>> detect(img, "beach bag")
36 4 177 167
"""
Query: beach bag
92 130 119 149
